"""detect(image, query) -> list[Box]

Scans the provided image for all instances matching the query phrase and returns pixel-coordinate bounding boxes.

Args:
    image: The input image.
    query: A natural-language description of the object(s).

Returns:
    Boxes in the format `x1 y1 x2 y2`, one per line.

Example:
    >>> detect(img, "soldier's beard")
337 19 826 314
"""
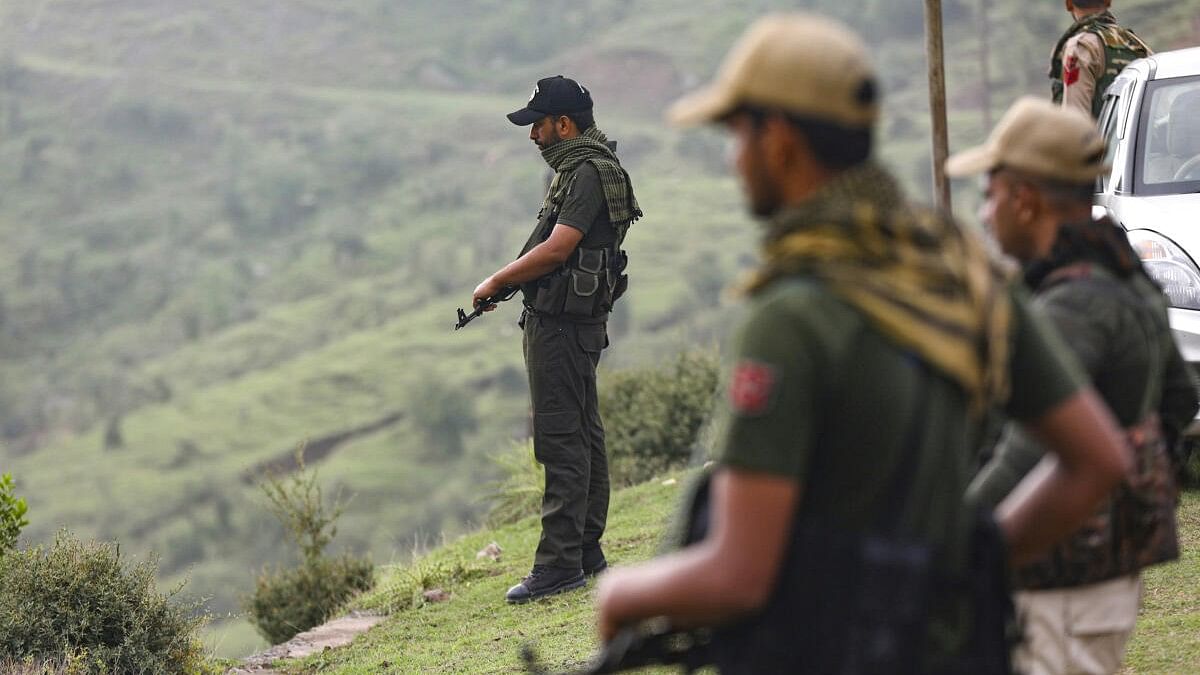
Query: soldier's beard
535 128 563 150
742 160 783 218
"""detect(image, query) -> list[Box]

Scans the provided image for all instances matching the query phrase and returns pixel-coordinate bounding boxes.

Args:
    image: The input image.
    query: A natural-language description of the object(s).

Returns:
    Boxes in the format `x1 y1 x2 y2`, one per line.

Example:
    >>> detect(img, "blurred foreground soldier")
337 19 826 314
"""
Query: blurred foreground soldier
594 13 1132 673
473 76 640 604
952 97 1197 675
1050 0 1150 118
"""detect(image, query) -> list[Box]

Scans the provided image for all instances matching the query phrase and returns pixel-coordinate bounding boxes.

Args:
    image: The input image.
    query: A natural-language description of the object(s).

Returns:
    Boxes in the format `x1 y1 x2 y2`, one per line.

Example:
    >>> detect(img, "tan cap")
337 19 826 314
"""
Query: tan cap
667 13 878 128
945 97 1107 184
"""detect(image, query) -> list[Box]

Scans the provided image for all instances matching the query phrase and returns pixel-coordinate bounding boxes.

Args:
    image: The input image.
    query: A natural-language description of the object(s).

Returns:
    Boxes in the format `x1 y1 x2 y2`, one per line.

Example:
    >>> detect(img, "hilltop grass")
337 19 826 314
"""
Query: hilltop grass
1123 490 1200 673
283 470 693 674
276 486 1200 674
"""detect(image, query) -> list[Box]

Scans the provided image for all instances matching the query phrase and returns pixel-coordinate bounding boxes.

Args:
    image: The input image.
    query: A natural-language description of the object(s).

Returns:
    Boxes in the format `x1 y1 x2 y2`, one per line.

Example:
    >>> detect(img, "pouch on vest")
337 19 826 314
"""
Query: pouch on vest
608 250 629 309
531 271 570 316
562 247 607 317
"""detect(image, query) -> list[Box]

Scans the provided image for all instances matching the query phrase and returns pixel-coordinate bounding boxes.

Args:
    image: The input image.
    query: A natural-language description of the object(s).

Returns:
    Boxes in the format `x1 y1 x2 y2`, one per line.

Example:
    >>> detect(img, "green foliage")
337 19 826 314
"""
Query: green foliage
599 350 721 486
259 447 345 565
245 553 374 646
0 531 207 673
359 556 489 615
247 448 375 644
0 473 29 554
484 441 542 527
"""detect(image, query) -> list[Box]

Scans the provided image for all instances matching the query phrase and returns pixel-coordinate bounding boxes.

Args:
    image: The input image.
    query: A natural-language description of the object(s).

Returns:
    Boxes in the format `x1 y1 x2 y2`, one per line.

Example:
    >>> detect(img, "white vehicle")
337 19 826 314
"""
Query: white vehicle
1094 46 1200 434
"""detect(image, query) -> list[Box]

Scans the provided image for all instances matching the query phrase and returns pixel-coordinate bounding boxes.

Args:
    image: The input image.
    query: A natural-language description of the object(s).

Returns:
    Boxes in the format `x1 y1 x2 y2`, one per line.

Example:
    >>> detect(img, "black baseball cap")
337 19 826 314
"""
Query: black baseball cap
507 75 593 126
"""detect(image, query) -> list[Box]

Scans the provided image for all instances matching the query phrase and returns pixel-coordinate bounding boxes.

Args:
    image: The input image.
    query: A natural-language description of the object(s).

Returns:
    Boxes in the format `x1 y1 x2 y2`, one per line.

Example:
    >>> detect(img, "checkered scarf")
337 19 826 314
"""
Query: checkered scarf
541 126 641 237
744 163 1015 414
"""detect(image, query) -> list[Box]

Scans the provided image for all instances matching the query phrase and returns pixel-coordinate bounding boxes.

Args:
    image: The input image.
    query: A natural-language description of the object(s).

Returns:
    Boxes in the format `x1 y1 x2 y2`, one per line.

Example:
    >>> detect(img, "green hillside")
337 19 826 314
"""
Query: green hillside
0 0 1197 658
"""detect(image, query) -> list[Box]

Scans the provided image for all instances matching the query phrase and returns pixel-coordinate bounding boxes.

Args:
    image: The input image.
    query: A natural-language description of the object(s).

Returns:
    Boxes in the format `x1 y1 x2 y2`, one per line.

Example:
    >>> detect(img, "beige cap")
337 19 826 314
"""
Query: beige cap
667 13 878 128
945 96 1107 183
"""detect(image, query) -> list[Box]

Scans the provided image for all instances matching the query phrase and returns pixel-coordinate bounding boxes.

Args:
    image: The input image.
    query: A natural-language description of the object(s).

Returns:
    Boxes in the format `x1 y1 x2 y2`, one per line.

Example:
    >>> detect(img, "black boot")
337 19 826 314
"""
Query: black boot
582 546 608 577
505 565 585 604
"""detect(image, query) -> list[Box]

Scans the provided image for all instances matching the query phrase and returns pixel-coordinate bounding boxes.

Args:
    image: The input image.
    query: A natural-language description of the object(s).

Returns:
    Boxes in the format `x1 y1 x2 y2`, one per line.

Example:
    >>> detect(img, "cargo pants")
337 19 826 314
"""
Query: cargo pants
523 311 610 570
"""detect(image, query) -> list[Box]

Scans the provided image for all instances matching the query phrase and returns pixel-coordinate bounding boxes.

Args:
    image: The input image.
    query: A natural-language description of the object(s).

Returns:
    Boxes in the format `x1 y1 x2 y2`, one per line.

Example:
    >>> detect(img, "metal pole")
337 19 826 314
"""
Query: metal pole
924 0 952 213
979 0 993 132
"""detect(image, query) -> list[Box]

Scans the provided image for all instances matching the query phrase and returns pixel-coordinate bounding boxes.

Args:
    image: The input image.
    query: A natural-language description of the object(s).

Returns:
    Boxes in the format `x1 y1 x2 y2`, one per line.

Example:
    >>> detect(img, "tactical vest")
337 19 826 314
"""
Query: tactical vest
1049 11 1151 118
518 161 631 320
1015 263 1179 590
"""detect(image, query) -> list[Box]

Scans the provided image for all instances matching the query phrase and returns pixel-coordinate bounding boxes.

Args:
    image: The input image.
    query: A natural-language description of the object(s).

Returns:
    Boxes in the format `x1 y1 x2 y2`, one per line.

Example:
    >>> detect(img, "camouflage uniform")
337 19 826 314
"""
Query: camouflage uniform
1050 11 1151 118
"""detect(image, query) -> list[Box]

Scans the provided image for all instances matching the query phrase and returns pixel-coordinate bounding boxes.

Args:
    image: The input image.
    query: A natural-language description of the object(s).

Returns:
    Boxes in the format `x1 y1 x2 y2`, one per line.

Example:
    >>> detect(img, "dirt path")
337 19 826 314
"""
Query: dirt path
226 611 385 674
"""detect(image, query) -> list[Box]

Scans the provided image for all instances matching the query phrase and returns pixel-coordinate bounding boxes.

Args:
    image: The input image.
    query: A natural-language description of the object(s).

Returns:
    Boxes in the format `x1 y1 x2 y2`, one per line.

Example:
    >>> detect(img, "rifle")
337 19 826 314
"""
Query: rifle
521 621 713 675
454 287 518 331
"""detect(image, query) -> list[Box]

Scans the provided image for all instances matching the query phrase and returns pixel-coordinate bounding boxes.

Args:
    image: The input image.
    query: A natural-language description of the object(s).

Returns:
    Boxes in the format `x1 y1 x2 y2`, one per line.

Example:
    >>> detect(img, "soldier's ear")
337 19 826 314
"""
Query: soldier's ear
555 115 575 136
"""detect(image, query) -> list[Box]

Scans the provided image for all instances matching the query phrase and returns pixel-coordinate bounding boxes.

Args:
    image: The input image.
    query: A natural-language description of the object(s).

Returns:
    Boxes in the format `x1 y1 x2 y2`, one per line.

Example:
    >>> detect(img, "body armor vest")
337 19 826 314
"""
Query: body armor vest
519 161 630 319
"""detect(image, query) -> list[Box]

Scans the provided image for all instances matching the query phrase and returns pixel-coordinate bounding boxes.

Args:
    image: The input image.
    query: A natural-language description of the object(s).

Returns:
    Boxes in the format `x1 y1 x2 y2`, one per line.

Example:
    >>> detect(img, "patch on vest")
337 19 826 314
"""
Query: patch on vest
1064 55 1081 86
729 360 777 416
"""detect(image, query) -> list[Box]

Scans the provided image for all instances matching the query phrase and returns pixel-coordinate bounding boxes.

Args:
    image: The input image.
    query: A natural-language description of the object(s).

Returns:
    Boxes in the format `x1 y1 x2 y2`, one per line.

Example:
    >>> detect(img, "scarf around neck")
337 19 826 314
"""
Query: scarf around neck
743 163 1015 414
540 125 641 236
1024 216 1148 290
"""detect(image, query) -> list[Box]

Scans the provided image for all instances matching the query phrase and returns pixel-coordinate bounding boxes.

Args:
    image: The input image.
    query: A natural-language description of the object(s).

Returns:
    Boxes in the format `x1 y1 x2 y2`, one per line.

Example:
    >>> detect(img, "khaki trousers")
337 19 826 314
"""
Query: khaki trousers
1014 574 1142 675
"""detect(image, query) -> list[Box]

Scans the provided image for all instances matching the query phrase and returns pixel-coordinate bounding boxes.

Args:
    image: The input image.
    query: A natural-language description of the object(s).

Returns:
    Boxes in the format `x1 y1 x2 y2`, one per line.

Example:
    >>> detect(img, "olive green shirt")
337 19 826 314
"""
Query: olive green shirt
714 277 1086 662
556 163 617 250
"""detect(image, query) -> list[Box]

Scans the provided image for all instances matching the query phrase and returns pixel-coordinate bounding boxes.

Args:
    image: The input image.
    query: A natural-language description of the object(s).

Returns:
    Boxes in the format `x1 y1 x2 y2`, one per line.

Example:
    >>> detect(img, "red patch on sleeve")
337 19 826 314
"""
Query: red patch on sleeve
1064 56 1081 86
729 360 777 416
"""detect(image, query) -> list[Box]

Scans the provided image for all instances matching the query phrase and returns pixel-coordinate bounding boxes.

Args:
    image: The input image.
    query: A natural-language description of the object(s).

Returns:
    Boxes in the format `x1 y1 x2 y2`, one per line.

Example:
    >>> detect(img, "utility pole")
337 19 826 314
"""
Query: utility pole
924 0 952 214
979 0 993 131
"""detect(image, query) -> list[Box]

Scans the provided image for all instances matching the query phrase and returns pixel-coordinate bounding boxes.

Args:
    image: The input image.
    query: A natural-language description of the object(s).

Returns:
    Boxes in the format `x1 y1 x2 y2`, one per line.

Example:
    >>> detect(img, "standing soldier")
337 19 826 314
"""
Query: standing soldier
951 97 1197 675
595 13 1132 672
472 76 640 604
1050 1 1151 118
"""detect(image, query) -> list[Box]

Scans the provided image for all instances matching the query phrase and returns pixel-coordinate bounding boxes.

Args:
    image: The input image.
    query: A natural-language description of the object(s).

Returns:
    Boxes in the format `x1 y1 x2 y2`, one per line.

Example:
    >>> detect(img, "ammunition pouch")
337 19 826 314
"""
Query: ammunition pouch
531 246 628 319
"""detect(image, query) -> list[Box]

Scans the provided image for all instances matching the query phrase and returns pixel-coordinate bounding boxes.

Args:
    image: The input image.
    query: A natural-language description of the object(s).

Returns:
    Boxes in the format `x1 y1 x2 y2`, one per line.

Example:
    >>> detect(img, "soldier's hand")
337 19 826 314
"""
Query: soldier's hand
594 567 631 643
472 277 503 311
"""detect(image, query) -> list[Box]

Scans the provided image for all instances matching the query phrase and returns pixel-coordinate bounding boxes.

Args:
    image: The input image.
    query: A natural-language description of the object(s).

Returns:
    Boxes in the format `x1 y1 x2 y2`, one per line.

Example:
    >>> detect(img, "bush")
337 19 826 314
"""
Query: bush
245 553 374 645
599 350 721 486
246 448 375 644
0 473 28 554
0 531 207 673
484 441 542 527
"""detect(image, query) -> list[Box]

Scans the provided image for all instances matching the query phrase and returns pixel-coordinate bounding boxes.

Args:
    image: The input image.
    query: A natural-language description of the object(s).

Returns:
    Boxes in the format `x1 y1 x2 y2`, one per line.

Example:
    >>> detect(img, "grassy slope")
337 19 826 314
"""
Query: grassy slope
289 470 691 675
285 487 1200 674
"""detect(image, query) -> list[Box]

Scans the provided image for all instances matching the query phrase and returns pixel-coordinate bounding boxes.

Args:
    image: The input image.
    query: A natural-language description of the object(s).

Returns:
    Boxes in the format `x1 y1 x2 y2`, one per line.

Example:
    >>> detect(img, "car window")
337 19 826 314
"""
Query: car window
1097 83 1126 192
1136 74 1200 194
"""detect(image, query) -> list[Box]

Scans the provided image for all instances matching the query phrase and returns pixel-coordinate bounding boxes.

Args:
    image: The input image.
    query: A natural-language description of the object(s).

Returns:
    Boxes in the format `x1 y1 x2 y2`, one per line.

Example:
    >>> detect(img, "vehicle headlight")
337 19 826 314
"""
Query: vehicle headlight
1127 230 1200 310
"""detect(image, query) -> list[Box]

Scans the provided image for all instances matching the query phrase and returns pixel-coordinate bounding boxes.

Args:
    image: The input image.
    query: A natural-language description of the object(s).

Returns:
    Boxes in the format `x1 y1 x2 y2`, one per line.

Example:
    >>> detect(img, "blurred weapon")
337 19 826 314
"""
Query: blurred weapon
454 287 518 331
522 620 713 675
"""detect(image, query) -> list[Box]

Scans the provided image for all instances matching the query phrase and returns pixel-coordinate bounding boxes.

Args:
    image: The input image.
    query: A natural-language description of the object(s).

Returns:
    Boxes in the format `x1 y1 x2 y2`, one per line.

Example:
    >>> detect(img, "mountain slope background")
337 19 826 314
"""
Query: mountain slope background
0 0 1197 657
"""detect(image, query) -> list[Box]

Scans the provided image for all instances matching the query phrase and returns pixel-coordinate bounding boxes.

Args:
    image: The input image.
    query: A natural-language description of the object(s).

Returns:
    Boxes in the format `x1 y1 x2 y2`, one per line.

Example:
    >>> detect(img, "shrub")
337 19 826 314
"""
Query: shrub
245 553 374 645
246 448 375 644
484 441 542 527
0 472 29 554
0 531 207 673
599 350 721 486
